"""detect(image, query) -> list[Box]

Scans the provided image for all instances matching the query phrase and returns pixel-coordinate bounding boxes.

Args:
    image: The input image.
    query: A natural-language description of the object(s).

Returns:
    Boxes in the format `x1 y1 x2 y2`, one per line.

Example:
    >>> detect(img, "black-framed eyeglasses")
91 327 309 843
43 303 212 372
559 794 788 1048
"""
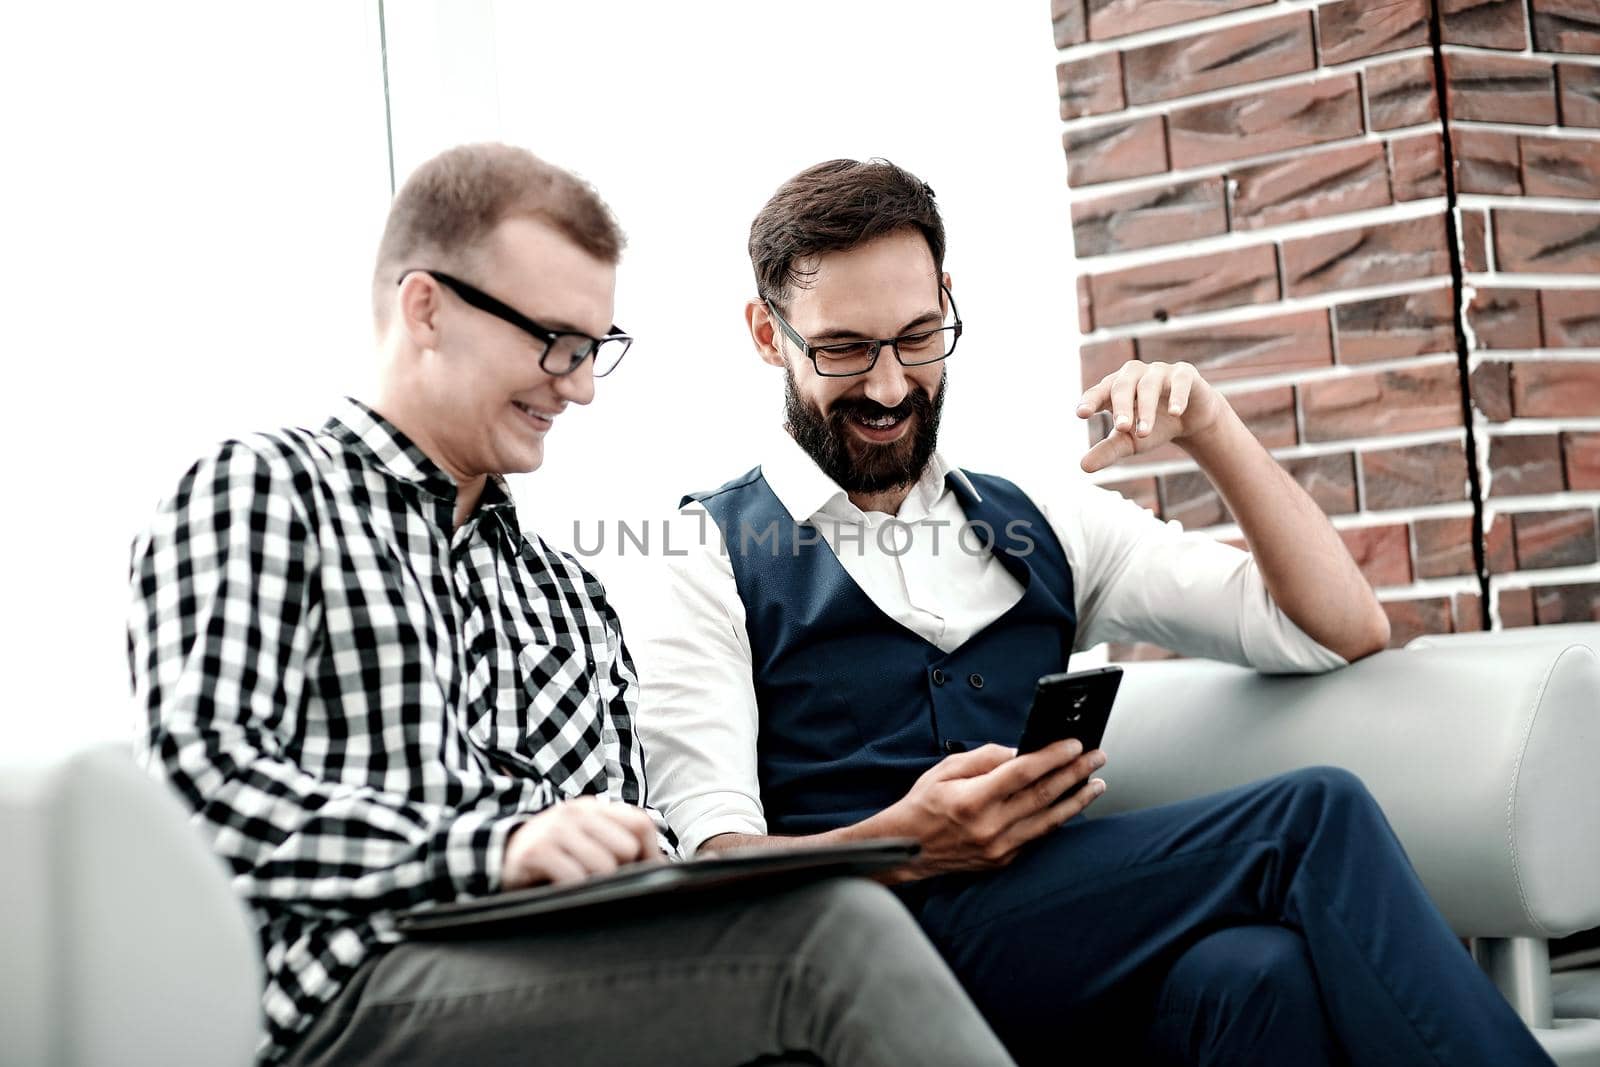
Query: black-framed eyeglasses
398 269 633 378
764 284 962 378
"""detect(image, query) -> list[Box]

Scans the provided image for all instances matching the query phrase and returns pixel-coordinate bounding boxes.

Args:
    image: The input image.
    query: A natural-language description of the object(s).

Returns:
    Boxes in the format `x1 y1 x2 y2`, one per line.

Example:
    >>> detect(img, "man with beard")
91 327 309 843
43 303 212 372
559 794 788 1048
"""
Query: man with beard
636 158 1556 1066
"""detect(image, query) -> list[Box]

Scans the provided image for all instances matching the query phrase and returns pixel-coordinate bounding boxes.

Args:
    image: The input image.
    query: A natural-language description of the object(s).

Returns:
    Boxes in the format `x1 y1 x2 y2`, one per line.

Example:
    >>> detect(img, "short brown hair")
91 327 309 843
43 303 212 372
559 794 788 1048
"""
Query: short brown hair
748 158 946 307
371 143 625 325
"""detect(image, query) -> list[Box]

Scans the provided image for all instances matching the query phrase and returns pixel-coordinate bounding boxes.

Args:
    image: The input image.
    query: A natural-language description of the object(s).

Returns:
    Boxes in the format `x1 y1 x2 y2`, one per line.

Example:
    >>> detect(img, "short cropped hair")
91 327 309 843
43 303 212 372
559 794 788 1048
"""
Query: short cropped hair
371 143 625 326
747 158 946 308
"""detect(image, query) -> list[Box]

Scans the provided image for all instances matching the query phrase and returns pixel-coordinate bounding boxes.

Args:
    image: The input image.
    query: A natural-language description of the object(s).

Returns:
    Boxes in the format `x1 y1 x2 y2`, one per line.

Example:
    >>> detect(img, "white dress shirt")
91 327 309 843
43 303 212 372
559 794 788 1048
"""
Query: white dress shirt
635 430 1345 856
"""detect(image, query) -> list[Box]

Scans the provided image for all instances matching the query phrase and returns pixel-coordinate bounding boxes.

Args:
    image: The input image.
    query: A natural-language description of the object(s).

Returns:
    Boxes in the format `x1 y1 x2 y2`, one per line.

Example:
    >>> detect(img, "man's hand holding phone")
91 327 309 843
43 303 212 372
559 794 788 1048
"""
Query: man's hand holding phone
869 739 1107 881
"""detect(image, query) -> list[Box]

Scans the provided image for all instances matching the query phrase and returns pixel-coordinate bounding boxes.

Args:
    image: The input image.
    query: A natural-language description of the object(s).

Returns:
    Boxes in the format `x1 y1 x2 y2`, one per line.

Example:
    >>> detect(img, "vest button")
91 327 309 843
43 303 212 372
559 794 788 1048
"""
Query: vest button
944 739 966 754
968 673 985 689
931 668 946 686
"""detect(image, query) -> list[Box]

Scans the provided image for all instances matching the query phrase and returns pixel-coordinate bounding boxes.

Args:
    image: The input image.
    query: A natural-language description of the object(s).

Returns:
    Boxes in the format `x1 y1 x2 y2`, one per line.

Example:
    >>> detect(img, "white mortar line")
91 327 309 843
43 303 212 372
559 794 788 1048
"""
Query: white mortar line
1065 123 1444 203
1491 561 1600 589
1076 197 1450 271
1450 120 1600 141
1056 0 1335 62
1088 427 1468 482
1462 271 1600 289
1081 275 1455 343
1483 416 1600 433
1468 351 1600 367
1441 42 1600 67
1457 194 1600 213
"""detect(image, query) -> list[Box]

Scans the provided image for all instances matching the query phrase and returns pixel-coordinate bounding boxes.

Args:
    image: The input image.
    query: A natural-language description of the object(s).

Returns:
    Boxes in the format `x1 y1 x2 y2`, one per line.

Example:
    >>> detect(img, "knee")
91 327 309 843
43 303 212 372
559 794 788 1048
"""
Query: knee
794 878 918 942
1172 926 1317 1005
1278 765 1376 814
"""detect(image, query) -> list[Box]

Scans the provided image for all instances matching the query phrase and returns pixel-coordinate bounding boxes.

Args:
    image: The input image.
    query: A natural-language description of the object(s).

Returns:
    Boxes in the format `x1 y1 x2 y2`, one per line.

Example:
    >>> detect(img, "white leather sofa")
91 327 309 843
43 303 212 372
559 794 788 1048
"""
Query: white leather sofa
1099 622 1600 1066
4 624 1597 1064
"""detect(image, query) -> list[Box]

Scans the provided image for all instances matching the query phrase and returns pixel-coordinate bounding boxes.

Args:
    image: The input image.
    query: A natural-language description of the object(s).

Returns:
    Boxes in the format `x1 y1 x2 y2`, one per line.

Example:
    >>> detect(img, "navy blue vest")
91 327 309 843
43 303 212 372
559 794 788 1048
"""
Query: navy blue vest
688 468 1078 836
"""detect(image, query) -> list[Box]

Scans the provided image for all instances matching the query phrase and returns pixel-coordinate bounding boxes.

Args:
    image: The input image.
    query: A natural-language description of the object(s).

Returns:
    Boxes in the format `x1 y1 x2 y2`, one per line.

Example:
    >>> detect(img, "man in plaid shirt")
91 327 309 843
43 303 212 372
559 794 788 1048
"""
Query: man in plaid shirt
128 144 1015 1067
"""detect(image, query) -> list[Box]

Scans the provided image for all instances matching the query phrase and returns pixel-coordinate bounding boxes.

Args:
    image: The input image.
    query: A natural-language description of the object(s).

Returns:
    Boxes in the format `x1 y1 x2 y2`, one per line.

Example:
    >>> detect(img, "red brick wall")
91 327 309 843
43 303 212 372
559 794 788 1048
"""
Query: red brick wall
1053 0 1600 657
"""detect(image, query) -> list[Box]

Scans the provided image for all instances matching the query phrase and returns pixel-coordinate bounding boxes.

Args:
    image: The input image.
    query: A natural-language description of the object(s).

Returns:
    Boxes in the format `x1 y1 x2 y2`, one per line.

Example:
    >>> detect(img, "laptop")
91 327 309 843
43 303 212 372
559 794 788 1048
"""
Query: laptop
396 838 921 938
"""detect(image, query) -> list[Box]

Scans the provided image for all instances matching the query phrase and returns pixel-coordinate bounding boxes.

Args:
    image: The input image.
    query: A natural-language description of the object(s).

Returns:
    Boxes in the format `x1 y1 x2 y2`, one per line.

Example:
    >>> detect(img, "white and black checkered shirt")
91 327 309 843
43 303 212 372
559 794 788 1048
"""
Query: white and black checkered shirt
128 398 672 1063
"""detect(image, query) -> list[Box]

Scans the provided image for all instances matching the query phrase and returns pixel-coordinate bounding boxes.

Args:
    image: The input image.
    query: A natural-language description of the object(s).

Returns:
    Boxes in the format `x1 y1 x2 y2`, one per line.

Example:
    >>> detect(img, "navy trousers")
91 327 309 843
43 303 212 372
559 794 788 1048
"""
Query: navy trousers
901 767 1554 1066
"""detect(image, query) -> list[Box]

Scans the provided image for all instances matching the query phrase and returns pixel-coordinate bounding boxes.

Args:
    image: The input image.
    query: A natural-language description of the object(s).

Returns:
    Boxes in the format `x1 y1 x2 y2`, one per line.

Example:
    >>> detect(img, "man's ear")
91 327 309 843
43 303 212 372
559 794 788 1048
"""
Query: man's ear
747 299 786 369
941 271 953 312
397 272 443 350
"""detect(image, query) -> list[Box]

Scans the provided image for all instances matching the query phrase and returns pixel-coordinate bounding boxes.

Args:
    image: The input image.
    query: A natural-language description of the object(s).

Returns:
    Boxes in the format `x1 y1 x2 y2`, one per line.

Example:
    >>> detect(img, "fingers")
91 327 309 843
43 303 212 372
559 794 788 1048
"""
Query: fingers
1167 362 1195 418
600 802 664 860
928 742 1016 781
1108 364 1139 436
1134 365 1167 438
984 738 1082 796
1076 378 1112 420
999 749 1105 824
1080 431 1134 474
1000 774 1107 854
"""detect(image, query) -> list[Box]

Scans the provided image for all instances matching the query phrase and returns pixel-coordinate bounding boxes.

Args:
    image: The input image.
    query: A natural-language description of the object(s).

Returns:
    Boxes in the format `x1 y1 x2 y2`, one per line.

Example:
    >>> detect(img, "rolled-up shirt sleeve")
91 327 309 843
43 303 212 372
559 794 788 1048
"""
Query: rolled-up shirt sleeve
1045 480 1347 675
633 504 769 856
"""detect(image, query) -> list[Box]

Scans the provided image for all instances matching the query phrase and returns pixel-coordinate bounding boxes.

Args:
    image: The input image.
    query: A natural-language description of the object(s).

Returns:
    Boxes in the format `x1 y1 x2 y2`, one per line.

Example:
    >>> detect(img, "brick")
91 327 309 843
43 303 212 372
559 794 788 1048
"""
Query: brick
1059 53 1124 120
1521 136 1600 200
1071 178 1227 257
1390 133 1448 201
1362 440 1471 509
1488 433 1565 497
1514 508 1599 570
1467 288 1541 350
1564 432 1600 489
1123 13 1313 105
1512 360 1600 418
1227 385 1297 448
1065 117 1168 188
1168 75 1363 170
1531 0 1600 53
1441 0 1530 49
1085 0 1270 41
1560 65 1600 129
1365 55 1440 131
1103 476 1160 514
1462 210 1489 273
1052 0 1087 48
1534 582 1600 624
1283 453 1359 514
1541 289 1600 348
1486 513 1518 573
1452 129 1523 195
1088 244 1279 327
1381 597 1454 647
1161 468 1231 529
1445 53 1557 125
1077 276 1094 334
1302 363 1463 443
1228 142 1390 232
1454 591 1485 632
1318 0 1430 65
1499 585 1536 627
1472 360 1515 422
1493 209 1600 274
1137 309 1333 380
1080 337 1135 391
1283 215 1450 298
1335 288 1456 362
1414 515 1477 578
1340 524 1413 587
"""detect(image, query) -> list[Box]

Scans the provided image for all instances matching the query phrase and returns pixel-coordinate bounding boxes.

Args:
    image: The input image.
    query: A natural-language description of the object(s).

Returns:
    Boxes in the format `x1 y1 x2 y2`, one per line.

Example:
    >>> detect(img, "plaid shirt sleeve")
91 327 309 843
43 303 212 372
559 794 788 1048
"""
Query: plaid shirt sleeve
129 441 527 919
579 569 679 856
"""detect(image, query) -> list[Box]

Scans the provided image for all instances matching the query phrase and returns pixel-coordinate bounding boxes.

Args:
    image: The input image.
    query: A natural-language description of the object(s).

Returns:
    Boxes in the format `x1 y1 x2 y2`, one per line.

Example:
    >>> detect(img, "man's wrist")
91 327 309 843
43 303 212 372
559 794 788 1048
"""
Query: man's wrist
1177 402 1248 470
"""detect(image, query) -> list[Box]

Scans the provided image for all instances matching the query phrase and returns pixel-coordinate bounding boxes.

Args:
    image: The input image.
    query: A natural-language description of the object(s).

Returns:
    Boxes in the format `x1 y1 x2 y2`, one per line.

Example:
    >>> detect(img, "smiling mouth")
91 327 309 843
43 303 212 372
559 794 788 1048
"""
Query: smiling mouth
512 400 554 428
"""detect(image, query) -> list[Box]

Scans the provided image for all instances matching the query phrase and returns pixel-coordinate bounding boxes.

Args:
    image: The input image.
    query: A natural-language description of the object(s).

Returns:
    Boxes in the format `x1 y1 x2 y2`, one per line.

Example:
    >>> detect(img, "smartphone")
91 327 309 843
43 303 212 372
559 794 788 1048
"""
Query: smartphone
1016 666 1122 758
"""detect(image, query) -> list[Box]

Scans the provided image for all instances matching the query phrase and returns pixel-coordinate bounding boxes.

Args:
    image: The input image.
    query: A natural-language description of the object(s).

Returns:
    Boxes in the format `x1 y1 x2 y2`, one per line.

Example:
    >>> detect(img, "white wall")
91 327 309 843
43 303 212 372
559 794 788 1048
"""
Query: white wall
2 1 1082 760
2 3 391 760
386 0 1086 635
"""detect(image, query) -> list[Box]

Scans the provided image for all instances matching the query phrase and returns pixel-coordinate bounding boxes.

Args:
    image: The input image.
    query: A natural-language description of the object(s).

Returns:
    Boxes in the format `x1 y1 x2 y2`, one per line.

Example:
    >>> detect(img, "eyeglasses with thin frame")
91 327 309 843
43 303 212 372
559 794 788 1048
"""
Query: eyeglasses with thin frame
397 269 633 378
764 284 962 378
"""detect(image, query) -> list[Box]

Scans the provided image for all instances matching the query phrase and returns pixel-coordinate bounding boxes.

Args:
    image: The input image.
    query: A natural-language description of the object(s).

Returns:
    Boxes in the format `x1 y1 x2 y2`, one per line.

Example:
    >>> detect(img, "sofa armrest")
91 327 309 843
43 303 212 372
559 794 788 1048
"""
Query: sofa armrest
0 746 261 1066
1093 640 1600 940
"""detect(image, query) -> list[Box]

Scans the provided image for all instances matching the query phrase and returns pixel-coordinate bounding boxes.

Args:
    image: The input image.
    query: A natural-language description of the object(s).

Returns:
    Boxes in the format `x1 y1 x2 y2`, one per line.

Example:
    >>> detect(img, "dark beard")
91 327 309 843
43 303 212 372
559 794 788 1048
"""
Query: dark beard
784 366 945 494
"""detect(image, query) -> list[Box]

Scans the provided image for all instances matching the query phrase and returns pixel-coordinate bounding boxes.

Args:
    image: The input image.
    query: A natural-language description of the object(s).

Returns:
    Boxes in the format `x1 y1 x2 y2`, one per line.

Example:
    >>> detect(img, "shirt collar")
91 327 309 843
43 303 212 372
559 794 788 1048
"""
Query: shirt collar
324 397 521 538
760 426 982 523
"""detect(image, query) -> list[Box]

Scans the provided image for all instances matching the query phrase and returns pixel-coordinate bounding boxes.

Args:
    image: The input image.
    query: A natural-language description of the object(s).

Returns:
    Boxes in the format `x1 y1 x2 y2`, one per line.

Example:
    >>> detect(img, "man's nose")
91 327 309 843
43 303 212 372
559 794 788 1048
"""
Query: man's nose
861 346 910 408
555 357 596 406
